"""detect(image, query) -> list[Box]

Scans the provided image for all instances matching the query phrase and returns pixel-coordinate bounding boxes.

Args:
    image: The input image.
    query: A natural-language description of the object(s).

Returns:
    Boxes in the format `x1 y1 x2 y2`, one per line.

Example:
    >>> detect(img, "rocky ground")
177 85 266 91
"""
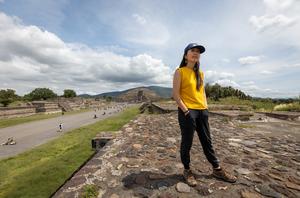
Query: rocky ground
53 105 300 198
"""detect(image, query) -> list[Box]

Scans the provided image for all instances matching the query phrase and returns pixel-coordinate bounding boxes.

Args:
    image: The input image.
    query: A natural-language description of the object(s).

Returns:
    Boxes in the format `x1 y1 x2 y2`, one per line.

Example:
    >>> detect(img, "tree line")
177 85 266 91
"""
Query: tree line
205 83 251 100
0 88 77 107
1 85 299 107
205 83 300 104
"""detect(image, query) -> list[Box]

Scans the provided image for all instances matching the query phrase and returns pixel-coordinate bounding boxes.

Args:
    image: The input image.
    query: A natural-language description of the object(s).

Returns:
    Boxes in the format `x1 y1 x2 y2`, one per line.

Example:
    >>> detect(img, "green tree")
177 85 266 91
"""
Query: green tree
24 88 57 101
0 89 18 107
106 96 112 102
205 83 212 97
63 89 77 98
204 83 250 100
211 83 222 101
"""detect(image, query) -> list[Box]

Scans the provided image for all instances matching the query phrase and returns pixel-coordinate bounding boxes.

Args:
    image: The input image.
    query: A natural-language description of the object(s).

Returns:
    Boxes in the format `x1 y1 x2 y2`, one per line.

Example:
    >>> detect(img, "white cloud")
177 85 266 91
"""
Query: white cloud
214 79 241 88
260 70 273 74
95 45 129 54
239 82 271 97
124 21 170 45
205 70 235 83
0 12 172 95
221 58 230 63
241 81 255 85
235 80 298 98
95 8 170 46
242 84 293 98
291 63 300 67
284 63 300 68
204 70 241 91
263 0 295 12
249 14 296 32
238 56 262 65
204 70 241 89
132 14 147 25
249 0 299 33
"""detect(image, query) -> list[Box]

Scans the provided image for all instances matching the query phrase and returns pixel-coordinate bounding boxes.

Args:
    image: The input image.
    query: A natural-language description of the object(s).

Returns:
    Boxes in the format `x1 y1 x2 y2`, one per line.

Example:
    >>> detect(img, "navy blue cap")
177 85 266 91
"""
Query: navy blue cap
184 43 205 54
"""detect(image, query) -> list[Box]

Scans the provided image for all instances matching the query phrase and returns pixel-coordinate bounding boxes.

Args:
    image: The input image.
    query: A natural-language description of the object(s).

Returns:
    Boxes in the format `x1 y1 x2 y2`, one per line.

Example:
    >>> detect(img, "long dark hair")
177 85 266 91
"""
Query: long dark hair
179 54 202 91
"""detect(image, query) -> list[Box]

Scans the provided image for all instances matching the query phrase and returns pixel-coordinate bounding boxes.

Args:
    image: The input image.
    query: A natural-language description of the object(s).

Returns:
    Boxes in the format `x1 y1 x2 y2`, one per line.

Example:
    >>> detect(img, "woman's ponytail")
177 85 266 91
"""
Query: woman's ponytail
194 62 201 91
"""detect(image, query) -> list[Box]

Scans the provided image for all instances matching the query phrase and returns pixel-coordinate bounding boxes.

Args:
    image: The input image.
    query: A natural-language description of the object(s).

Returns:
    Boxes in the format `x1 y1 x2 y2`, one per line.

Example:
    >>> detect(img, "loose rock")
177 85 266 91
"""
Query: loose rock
176 182 190 193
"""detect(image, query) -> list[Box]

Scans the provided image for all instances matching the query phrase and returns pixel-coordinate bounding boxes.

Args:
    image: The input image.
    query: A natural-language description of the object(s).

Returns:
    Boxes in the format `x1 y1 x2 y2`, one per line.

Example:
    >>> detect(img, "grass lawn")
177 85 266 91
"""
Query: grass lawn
274 102 300 111
0 108 93 129
208 97 276 111
0 106 139 198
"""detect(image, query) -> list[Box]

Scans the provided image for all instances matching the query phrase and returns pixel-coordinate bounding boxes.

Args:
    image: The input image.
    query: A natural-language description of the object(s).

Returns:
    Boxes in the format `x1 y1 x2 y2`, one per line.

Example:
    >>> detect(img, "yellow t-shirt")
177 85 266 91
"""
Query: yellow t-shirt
177 67 208 110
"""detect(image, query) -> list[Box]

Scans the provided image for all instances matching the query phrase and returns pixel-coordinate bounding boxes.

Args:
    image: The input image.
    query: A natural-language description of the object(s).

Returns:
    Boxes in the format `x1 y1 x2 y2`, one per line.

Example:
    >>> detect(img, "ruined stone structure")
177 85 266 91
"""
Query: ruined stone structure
0 98 110 119
53 103 300 197
139 102 174 114
31 101 62 114
137 90 146 102
0 106 36 119
55 97 86 112
84 99 106 109
116 88 161 103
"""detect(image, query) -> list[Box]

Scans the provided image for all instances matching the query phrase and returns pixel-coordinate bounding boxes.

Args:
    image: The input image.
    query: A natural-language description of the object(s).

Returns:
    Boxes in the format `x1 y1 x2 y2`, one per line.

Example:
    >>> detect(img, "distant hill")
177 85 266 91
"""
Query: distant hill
147 86 172 98
116 87 161 102
78 94 93 98
78 86 172 99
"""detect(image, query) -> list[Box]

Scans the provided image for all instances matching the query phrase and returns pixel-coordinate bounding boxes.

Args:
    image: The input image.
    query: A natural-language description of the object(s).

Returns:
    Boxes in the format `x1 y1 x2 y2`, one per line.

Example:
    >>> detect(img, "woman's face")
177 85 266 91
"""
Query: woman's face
185 48 200 63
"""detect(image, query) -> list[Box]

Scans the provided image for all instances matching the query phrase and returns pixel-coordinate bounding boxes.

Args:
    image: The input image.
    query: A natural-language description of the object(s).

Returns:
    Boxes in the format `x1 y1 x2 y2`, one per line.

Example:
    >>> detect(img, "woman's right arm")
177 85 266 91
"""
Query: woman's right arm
172 69 189 114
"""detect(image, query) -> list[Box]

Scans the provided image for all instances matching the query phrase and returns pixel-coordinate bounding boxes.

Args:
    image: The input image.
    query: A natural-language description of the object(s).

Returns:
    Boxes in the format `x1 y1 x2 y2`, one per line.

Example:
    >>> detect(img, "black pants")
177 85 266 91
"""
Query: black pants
178 107 220 169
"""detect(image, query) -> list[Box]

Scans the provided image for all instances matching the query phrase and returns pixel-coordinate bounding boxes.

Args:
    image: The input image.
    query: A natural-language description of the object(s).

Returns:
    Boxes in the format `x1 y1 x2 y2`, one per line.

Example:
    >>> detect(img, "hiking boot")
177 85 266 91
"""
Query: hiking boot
183 169 197 187
212 168 237 183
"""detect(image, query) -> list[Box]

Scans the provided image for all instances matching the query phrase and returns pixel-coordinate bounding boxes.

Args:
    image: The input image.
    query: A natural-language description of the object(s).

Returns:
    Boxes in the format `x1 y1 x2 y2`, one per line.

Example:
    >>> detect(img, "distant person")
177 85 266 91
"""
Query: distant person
172 43 237 186
58 123 63 132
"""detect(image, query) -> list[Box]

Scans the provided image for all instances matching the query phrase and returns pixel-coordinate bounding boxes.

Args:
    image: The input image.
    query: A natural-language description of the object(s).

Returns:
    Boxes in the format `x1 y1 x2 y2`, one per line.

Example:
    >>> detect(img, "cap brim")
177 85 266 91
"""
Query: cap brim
191 45 205 54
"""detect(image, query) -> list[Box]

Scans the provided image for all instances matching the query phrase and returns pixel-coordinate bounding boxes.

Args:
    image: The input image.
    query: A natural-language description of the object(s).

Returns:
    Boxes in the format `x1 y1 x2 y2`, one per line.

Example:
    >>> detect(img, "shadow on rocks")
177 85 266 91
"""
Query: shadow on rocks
122 171 182 191
121 171 217 197
193 172 215 181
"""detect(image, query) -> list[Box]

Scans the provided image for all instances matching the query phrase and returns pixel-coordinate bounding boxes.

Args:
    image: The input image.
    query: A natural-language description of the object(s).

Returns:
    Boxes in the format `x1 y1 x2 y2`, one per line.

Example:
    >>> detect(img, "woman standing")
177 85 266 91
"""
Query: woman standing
172 43 237 186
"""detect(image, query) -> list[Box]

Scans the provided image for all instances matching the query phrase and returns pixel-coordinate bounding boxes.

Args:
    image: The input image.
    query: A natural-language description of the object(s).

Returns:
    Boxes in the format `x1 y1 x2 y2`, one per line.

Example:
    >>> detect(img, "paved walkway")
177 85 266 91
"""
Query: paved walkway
0 103 134 159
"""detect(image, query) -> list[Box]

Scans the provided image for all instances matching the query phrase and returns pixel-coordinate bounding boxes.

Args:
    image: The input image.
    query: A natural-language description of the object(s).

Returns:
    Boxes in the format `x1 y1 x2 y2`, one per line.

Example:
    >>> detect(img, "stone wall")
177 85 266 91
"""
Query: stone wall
55 97 87 111
0 106 36 119
69 102 84 110
32 101 62 114
0 99 108 119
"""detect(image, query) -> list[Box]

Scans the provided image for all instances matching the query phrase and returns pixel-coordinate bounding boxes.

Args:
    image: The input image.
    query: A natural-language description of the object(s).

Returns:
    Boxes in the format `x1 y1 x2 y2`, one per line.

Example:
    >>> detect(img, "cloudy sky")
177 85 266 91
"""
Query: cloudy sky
0 0 299 98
